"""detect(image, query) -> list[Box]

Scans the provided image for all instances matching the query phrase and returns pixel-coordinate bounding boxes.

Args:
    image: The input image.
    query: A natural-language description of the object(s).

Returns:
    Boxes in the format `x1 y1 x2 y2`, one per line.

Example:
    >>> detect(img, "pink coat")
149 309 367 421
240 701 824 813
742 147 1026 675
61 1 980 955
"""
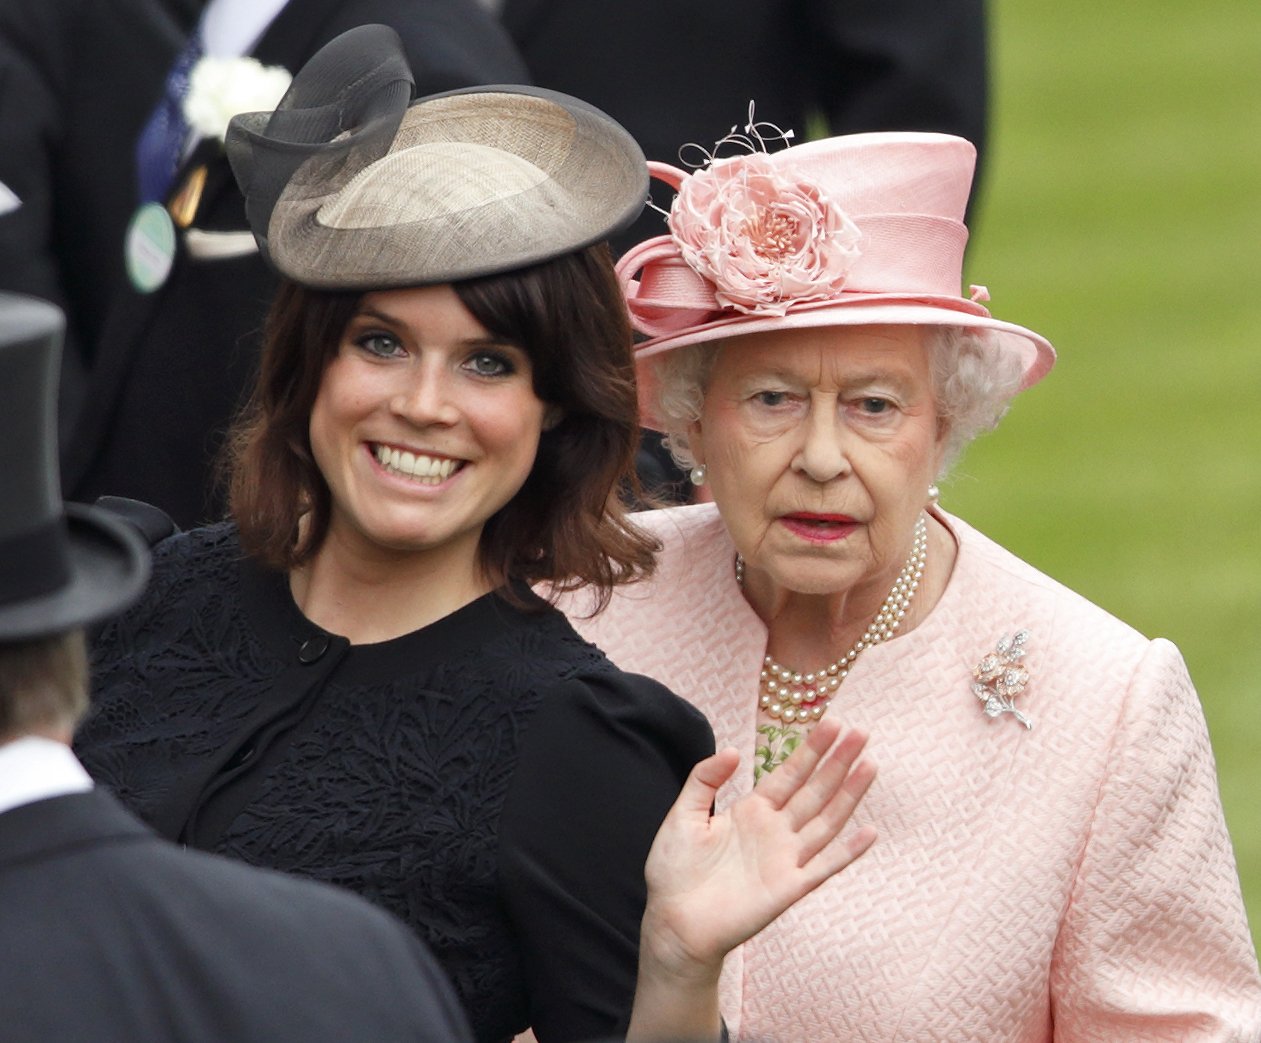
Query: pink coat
565 504 1261 1042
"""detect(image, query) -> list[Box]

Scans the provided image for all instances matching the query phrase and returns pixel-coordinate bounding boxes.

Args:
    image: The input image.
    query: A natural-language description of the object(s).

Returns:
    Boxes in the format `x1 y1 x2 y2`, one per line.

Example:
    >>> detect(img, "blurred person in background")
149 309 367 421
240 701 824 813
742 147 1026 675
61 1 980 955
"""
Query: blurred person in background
492 0 988 251
0 0 200 437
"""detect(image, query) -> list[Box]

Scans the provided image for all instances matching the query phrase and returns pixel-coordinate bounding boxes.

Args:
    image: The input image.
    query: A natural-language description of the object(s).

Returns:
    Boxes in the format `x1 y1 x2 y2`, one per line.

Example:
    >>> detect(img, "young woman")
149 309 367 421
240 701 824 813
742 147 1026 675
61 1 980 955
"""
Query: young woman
73 25 877 1043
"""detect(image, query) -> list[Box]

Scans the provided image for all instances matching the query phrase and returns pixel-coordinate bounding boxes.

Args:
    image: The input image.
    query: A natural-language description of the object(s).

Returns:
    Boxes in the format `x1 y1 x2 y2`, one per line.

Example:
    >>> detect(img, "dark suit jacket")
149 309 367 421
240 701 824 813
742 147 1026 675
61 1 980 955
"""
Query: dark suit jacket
0 787 472 1042
0 0 202 434
62 0 528 528
500 0 989 252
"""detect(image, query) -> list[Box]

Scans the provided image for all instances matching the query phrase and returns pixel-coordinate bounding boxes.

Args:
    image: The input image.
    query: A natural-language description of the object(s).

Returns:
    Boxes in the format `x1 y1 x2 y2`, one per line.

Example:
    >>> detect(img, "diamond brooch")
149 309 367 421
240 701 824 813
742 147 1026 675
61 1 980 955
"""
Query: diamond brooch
972 629 1033 730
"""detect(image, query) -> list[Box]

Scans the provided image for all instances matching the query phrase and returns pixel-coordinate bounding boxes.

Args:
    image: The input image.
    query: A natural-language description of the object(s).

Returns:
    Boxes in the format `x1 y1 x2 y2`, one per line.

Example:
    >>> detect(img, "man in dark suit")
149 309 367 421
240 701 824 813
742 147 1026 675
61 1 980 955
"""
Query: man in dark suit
0 0 202 437
498 0 989 251
54 0 528 528
0 291 474 1042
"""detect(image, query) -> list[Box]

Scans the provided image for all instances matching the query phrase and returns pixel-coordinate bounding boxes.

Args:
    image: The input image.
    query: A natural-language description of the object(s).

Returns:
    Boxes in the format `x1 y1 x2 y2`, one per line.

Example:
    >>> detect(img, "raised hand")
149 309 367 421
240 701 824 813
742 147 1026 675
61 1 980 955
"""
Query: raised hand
627 718 875 1040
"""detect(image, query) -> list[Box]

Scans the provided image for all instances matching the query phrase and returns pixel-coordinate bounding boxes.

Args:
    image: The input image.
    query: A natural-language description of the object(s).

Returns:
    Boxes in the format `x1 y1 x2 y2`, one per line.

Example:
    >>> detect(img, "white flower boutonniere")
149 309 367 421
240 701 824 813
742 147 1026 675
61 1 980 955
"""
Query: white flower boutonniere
183 56 292 143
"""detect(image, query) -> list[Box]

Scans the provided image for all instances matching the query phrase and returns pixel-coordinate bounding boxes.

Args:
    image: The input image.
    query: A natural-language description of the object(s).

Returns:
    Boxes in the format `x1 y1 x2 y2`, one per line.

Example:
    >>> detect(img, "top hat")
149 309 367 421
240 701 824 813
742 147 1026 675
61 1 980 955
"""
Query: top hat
225 24 648 290
0 293 149 640
615 130 1057 430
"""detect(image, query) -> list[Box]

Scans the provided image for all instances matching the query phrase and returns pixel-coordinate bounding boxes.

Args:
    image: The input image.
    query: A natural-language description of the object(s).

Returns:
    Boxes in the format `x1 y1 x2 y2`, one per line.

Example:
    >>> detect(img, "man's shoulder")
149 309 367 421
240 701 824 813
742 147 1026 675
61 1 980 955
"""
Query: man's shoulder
0 790 472 1041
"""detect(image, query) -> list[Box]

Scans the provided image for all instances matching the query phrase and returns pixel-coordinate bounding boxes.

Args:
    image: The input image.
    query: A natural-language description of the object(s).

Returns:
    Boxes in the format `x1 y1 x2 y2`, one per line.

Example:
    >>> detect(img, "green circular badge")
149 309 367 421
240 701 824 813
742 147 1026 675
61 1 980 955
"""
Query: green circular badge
125 202 177 293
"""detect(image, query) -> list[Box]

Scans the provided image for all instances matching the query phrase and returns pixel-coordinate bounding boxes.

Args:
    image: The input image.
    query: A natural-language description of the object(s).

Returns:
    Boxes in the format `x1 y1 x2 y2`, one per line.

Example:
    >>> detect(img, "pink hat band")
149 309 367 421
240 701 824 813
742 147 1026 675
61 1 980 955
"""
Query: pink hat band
614 132 1055 408
620 211 972 339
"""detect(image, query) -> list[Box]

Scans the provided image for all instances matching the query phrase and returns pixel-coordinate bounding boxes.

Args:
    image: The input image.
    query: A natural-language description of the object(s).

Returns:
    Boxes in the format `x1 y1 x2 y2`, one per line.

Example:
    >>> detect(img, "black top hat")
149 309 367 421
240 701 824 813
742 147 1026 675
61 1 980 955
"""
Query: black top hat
0 293 150 640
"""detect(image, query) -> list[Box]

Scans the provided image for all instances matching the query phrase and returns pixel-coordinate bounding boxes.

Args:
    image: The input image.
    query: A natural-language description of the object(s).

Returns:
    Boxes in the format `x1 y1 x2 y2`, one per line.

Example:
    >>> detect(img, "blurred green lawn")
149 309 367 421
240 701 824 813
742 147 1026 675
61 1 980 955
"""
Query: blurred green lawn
948 0 1261 949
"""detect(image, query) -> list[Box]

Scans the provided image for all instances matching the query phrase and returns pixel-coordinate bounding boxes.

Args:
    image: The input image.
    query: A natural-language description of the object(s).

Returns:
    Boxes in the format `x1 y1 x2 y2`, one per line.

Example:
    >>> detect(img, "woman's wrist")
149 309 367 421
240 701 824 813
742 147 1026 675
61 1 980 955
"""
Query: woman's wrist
625 911 724 1041
636 902 726 985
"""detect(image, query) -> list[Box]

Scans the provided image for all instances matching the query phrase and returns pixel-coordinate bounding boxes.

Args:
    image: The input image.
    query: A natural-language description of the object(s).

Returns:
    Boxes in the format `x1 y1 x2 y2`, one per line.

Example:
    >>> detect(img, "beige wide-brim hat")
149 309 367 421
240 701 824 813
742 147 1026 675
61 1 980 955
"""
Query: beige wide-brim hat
226 25 648 289
616 132 1056 431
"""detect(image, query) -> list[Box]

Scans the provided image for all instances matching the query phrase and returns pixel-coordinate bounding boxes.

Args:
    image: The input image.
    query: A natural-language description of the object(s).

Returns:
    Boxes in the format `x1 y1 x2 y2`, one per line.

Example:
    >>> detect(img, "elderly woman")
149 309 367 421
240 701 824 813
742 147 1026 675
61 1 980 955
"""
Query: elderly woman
568 129 1261 1039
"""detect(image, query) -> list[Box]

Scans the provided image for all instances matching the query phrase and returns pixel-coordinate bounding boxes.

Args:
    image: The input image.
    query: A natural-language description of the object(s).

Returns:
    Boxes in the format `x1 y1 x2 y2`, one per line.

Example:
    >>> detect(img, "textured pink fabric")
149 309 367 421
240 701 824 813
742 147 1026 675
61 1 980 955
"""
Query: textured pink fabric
563 504 1261 1042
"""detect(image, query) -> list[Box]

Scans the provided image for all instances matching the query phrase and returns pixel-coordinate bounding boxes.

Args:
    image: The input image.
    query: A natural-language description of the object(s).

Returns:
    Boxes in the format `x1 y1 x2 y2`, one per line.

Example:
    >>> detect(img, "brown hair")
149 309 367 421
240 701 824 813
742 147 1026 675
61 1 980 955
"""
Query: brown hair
225 244 657 609
0 631 89 741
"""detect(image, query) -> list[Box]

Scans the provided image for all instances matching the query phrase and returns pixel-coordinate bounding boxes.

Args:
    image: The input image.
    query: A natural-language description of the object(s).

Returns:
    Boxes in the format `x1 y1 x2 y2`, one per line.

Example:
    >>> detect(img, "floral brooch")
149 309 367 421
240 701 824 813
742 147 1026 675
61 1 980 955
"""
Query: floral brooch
972 630 1033 730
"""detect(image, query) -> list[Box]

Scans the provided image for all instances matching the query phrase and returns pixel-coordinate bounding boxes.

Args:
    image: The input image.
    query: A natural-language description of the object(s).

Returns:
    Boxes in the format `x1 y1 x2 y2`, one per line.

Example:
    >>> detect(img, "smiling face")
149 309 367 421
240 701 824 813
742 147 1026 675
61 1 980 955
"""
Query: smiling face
308 284 553 569
690 324 946 602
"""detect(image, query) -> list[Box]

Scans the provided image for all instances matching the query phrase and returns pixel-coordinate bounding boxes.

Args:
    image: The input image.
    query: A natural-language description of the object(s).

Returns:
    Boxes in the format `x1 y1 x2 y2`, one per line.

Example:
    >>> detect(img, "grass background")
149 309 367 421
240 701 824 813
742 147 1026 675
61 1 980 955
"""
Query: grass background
946 0 1261 950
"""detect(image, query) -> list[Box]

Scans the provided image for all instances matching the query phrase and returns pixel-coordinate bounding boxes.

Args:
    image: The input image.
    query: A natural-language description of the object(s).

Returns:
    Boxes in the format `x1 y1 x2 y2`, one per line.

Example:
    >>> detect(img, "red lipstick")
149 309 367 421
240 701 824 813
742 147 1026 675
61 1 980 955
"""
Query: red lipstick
778 513 858 543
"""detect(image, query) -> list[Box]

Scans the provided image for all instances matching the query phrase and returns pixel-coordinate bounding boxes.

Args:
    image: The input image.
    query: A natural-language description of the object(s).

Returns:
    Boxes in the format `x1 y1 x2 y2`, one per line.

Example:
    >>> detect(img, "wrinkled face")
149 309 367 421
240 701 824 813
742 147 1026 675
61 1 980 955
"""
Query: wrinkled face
690 325 946 599
309 284 553 564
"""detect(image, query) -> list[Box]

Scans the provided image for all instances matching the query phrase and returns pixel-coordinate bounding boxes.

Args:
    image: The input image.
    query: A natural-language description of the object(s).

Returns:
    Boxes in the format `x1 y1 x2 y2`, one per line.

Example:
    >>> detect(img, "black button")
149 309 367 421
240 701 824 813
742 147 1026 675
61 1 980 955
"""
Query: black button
298 634 330 664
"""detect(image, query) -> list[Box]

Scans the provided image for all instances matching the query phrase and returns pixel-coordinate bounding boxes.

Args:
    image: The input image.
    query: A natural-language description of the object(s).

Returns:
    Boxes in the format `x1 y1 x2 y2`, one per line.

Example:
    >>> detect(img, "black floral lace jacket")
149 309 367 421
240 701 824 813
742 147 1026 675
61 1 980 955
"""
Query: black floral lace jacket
76 523 714 1043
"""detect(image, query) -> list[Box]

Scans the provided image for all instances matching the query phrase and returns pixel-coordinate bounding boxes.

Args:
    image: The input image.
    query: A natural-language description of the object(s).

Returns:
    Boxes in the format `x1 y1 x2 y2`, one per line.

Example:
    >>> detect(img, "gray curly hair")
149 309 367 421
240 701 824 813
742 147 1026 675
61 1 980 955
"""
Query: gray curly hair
648 326 1025 479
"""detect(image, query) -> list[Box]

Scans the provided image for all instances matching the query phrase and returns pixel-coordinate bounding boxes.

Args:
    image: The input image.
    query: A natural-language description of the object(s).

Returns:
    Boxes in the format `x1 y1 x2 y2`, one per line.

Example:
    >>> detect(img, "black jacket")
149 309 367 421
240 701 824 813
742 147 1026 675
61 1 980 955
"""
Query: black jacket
0 786 473 1042
75 522 714 1042
500 0 990 252
0 0 201 432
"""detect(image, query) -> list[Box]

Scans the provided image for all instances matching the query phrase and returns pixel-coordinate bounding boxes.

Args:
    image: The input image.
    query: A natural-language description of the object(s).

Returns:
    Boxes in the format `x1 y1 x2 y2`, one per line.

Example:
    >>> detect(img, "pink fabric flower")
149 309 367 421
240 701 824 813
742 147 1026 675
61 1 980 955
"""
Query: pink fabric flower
667 153 862 315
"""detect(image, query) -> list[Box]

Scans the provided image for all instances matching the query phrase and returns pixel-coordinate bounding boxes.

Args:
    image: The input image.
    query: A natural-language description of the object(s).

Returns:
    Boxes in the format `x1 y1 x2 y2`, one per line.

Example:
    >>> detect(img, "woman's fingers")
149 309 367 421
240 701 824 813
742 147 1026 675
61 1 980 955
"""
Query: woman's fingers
752 716 844 808
671 746 741 820
757 720 877 872
795 757 878 866
800 821 878 892
642 723 878 968
644 747 741 904
774 724 870 830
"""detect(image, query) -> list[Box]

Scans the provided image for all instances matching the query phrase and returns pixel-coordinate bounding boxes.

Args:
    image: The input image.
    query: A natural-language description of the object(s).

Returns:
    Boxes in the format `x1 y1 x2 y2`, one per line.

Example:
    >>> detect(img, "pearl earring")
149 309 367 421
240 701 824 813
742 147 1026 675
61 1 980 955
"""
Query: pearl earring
689 465 707 486
927 484 940 505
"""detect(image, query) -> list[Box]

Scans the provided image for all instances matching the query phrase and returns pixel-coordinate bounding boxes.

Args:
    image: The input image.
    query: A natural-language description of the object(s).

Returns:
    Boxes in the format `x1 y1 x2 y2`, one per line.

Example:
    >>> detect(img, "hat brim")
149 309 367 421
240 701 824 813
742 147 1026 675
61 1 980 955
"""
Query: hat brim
0 504 150 640
635 295 1056 431
267 85 649 289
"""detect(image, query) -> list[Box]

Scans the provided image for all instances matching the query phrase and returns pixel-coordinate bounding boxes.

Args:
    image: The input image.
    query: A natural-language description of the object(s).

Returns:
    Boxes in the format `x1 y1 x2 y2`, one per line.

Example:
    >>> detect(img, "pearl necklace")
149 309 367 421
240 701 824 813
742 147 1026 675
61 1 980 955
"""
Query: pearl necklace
737 514 928 725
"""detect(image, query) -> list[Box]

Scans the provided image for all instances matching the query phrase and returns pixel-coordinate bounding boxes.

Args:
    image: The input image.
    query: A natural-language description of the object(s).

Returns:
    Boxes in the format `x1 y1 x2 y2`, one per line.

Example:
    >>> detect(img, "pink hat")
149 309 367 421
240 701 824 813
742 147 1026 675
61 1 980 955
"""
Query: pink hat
616 130 1056 431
